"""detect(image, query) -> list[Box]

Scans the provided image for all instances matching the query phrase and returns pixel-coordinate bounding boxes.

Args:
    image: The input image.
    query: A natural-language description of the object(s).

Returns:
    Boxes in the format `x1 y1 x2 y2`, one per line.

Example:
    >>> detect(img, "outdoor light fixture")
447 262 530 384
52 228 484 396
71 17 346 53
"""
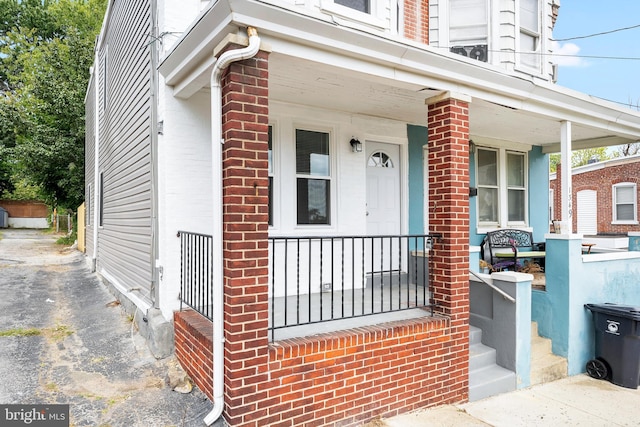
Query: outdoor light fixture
350 137 362 153
469 139 476 155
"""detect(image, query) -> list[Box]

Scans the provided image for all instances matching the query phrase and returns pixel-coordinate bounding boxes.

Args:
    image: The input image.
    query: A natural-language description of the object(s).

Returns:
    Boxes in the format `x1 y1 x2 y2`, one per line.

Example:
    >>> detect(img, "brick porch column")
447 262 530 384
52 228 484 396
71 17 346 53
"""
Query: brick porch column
426 92 470 401
220 49 270 426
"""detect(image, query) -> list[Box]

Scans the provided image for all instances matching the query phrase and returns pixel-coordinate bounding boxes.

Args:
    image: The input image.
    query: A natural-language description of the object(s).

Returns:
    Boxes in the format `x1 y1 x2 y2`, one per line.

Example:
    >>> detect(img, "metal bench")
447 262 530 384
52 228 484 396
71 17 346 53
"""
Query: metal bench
481 229 545 271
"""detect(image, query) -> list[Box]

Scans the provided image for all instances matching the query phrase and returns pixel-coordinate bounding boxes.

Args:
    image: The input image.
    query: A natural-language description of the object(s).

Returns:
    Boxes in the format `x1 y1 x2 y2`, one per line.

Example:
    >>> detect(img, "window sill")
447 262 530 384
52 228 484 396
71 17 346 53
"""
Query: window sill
612 221 639 225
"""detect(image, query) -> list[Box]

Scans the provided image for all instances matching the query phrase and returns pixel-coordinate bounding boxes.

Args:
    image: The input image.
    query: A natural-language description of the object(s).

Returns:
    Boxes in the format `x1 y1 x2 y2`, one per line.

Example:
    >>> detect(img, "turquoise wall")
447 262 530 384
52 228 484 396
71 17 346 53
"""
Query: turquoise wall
532 235 640 375
469 146 549 246
407 125 427 235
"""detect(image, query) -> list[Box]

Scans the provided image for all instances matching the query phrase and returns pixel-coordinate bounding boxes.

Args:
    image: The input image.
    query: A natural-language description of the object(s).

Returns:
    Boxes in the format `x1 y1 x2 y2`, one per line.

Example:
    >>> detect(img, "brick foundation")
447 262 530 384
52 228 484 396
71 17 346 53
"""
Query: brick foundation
175 310 466 426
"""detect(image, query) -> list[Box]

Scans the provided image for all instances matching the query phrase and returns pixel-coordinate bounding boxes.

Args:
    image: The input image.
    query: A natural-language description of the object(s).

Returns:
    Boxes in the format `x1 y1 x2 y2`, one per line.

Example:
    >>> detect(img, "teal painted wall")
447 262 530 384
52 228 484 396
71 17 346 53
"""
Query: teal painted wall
531 235 640 375
407 125 427 235
528 146 550 242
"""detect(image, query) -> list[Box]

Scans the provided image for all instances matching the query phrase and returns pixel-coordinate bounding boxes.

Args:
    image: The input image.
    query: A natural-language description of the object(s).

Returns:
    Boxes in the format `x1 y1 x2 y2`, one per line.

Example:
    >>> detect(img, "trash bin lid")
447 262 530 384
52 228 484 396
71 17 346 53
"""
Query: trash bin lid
585 303 640 320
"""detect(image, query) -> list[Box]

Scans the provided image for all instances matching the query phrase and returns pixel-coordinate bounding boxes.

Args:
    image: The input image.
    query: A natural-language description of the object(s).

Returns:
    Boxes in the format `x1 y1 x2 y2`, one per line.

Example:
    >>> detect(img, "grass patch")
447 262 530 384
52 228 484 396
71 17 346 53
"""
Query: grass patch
45 324 74 341
56 232 76 246
0 328 42 337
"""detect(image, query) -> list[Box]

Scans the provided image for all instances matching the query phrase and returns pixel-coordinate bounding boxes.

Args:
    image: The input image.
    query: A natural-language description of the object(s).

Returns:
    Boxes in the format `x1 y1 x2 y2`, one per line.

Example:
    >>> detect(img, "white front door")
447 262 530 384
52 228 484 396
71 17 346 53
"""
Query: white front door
366 142 401 278
366 142 401 235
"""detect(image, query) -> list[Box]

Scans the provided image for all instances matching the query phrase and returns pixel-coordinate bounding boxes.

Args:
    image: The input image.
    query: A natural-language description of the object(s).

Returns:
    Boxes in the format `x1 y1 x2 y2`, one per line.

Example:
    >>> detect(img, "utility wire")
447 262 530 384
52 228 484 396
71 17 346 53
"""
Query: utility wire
552 23 640 42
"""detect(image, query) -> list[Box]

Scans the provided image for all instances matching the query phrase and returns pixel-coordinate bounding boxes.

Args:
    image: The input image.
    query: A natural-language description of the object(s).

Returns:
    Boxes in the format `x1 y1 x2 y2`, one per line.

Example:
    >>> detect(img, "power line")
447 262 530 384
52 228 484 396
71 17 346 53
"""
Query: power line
552 23 640 42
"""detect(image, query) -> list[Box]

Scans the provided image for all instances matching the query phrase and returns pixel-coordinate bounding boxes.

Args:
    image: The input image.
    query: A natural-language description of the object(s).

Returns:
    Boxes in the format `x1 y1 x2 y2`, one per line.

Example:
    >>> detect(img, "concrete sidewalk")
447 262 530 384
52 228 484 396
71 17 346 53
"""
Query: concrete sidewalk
381 374 640 427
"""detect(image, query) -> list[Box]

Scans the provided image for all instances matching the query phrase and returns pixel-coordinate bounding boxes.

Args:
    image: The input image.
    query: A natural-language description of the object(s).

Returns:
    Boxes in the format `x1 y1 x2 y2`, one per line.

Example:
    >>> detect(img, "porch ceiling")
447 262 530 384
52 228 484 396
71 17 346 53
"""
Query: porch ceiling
159 0 640 153
269 54 632 152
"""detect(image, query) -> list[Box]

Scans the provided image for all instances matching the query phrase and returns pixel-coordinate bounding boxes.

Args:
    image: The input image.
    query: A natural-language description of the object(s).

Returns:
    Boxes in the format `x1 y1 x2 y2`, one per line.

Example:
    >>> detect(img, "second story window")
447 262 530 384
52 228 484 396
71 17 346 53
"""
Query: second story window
519 0 541 70
335 0 369 14
449 0 489 62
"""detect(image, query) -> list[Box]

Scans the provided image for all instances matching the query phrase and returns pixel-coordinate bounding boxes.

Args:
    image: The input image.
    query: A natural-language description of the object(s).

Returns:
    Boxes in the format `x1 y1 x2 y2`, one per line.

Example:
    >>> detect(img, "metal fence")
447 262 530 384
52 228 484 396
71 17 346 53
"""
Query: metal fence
177 231 213 320
176 231 440 340
268 234 440 340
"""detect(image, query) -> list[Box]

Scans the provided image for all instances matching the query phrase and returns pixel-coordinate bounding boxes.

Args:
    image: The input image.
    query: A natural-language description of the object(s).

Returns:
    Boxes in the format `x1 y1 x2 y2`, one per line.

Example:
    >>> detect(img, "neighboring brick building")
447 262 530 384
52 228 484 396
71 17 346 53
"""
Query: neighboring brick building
550 155 640 235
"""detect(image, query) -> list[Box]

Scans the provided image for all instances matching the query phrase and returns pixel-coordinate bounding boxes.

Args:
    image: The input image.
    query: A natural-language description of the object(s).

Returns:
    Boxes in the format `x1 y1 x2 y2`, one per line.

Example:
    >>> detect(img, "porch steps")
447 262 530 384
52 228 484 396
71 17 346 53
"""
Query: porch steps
530 321 568 386
469 325 516 402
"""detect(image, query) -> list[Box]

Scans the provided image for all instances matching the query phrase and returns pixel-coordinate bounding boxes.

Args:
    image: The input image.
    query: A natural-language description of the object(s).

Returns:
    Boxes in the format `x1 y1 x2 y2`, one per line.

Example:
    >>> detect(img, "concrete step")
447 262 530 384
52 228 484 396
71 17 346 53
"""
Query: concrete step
469 325 516 402
470 343 497 371
470 325 482 345
530 322 568 386
469 364 516 402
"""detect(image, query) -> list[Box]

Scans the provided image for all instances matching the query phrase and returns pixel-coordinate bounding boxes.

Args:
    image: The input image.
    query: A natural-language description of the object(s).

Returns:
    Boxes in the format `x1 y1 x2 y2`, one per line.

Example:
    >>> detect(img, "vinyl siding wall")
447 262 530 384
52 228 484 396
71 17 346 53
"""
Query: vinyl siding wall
96 0 154 306
85 74 95 259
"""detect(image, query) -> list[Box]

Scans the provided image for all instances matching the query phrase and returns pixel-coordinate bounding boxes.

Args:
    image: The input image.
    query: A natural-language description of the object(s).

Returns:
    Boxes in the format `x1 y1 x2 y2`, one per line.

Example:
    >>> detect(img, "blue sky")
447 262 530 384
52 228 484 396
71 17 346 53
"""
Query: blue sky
552 1 640 108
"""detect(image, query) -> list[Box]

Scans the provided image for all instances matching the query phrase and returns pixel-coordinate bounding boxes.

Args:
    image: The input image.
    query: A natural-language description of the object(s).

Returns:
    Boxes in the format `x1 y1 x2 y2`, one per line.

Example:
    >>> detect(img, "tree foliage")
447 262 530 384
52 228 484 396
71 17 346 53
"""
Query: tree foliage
549 147 611 173
0 0 106 208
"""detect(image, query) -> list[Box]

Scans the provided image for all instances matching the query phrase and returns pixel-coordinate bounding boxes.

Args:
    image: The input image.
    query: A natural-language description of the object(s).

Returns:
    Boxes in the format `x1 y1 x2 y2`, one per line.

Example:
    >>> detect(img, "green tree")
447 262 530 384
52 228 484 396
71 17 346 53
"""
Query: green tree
0 0 106 208
549 147 611 172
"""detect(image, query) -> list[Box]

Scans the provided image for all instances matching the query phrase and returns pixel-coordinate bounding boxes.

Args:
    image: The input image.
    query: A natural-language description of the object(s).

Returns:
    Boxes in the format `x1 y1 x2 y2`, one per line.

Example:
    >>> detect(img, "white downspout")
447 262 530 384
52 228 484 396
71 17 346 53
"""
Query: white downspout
203 26 261 427
92 49 100 271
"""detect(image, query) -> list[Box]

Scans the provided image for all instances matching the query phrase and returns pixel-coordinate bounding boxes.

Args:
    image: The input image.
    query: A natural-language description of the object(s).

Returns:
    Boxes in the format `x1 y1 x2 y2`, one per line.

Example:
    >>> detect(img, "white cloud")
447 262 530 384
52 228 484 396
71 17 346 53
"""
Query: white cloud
551 41 589 67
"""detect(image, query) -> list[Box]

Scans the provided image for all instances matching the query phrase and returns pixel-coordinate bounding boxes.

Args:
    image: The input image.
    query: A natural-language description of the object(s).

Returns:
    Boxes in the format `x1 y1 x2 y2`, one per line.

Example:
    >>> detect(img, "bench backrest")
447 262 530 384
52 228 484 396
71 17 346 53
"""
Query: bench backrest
481 229 534 263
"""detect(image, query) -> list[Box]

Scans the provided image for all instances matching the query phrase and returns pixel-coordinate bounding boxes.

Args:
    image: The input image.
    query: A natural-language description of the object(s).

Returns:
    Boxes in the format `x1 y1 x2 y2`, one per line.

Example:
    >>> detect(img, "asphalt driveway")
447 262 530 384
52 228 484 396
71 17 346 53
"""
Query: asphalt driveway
0 229 211 426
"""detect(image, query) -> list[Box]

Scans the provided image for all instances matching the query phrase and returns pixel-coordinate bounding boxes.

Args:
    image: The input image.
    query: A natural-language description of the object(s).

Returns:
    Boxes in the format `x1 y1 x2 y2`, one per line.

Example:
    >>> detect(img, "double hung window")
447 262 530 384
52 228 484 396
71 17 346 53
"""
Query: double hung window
519 0 541 70
476 148 528 228
613 183 637 223
296 129 331 225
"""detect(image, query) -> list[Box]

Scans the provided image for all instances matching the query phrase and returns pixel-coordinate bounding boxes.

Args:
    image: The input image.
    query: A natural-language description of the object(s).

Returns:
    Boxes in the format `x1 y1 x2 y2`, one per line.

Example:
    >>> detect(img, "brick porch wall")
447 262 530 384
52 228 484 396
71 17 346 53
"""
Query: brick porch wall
175 310 465 426
173 50 471 426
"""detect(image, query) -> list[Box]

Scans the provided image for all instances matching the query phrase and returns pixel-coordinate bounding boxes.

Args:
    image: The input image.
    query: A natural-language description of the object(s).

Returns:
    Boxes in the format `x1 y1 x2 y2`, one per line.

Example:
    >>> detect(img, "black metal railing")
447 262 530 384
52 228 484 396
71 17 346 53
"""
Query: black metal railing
176 231 440 340
268 234 439 340
177 231 213 320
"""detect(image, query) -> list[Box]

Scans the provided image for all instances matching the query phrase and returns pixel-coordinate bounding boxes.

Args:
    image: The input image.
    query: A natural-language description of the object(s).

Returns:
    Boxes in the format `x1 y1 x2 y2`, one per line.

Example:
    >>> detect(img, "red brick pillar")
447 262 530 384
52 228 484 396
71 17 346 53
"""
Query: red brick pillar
220 49 270 426
427 93 470 401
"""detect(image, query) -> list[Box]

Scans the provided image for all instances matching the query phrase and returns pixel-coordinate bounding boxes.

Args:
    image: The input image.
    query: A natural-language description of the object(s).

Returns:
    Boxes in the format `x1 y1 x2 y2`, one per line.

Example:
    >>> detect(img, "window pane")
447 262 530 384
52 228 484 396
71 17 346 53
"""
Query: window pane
335 0 369 13
477 149 497 186
520 0 538 32
617 204 634 221
297 178 330 225
268 126 273 175
296 129 330 176
616 186 634 204
268 177 273 226
478 187 498 222
508 189 526 222
507 153 525 187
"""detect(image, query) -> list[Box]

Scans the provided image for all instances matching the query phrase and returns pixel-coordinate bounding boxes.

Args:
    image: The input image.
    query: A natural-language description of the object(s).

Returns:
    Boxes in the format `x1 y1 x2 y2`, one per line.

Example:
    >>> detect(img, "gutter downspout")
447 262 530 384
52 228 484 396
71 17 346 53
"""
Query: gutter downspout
92 48 100 272
203 26 261 427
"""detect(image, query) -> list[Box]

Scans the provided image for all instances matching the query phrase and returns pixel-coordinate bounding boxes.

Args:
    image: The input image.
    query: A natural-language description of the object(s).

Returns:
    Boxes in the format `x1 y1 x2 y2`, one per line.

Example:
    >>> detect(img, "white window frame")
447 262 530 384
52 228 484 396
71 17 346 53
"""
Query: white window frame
516 0 542 72
476 147 529 231
268 124 279 229
612 182 638 224
294 126 334 227
320 0 387 30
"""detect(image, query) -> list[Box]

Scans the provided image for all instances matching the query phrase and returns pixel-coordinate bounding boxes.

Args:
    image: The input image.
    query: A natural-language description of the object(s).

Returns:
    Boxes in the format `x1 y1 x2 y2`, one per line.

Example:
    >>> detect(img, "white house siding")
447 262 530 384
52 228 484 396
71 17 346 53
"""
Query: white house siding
96 0 154 308
429 0 555 81
268 102 410 297
156 92 213 319
85 75 95 260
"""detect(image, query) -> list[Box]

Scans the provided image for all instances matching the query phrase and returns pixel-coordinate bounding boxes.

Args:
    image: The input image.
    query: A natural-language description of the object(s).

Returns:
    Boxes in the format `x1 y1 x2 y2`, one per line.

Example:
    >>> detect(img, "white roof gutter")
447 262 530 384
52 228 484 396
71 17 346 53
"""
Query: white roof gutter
203 26 261 427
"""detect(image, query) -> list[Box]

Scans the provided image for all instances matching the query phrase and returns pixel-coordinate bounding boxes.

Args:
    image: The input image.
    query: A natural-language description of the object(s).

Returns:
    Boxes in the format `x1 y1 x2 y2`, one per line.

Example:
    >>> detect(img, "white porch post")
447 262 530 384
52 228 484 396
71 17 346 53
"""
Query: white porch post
560 120 572 233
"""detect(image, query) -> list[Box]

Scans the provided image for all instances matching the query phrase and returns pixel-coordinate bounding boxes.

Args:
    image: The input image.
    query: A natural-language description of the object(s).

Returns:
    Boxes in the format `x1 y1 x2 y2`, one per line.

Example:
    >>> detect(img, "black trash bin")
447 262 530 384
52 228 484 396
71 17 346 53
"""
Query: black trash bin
585 303 640 388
